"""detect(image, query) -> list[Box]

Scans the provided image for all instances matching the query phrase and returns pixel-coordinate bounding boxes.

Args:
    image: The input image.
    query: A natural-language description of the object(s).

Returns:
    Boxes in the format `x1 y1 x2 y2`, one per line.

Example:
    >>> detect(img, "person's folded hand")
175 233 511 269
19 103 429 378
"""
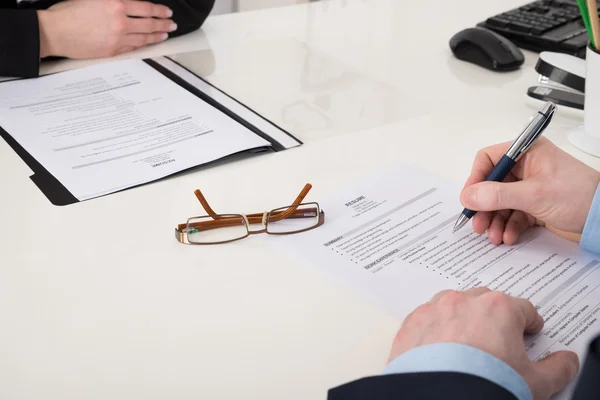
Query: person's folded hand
38 0 178 59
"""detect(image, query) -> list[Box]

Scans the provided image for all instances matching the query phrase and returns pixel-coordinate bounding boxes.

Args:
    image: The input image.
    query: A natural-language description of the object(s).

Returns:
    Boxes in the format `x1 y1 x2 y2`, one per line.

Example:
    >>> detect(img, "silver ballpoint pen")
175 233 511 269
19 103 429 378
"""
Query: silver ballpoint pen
453 101 557 233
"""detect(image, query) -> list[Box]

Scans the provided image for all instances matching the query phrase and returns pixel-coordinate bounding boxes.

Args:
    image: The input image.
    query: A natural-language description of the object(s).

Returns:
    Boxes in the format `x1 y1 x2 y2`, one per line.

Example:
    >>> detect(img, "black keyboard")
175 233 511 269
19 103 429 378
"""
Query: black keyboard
477 0 599 58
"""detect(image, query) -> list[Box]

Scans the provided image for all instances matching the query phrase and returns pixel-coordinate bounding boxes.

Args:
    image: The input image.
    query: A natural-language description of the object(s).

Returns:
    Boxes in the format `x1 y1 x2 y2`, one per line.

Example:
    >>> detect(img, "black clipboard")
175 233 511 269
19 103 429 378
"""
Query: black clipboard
0 58 302 206
0 124 78 205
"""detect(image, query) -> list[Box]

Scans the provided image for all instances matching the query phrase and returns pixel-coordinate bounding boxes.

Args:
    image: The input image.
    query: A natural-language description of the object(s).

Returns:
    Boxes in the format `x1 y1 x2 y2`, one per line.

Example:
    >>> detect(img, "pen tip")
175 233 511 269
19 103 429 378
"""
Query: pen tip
452 214 469 233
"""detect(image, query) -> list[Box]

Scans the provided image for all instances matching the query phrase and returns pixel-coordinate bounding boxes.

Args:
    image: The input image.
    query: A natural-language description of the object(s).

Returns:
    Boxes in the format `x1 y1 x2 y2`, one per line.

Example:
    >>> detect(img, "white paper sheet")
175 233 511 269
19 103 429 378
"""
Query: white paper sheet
0 59 270 201
268 166 600 399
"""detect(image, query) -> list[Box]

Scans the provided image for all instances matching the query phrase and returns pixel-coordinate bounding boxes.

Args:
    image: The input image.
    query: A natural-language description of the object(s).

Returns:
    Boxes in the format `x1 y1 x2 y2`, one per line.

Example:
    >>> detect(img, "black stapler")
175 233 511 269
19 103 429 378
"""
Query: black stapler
527 51 586 110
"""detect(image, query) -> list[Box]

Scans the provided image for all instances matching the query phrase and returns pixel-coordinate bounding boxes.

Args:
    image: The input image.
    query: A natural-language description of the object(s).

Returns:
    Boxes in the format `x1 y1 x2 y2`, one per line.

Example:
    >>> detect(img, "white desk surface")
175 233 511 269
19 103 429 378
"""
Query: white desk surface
2 1 599 399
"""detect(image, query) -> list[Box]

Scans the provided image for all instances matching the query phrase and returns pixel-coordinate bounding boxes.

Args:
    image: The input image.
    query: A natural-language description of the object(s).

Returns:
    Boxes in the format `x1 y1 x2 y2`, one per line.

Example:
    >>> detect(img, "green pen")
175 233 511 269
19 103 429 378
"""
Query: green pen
577 0 595 48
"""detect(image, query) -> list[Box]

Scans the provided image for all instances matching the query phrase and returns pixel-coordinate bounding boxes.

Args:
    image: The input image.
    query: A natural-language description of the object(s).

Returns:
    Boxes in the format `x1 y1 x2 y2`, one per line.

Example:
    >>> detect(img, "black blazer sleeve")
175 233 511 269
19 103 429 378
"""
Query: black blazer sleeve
328 372 517 400
573 335 600 400
157 0 215 37
0 0 41 78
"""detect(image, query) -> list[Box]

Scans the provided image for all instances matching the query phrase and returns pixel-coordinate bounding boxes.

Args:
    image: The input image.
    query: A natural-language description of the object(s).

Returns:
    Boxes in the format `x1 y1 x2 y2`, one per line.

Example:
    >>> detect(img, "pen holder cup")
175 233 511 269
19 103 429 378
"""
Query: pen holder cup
569 44 600 157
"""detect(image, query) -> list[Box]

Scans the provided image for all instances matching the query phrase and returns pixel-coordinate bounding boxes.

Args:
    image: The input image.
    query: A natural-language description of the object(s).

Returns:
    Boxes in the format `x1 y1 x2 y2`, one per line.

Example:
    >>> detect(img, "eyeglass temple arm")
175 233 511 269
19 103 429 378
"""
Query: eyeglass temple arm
194 189 219 217
268 183 313 221
250 184 312 222
193 184 313 219
177 207 319 232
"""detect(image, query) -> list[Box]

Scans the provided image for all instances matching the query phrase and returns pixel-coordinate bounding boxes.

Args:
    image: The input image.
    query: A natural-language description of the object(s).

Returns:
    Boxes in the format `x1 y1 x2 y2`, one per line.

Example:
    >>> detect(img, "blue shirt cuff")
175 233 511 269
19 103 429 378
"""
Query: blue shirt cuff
582 183 600 255
382 343 532 400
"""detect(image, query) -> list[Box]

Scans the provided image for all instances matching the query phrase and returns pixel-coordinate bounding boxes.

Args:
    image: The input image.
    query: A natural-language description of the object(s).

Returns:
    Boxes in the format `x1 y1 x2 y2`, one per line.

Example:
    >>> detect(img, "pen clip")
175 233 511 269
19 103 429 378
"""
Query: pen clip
520 109 554 155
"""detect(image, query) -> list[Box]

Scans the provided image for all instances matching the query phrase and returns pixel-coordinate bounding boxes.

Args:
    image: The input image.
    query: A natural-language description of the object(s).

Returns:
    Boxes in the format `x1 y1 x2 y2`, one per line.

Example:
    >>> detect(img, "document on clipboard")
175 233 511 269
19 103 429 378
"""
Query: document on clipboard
0 57 301 205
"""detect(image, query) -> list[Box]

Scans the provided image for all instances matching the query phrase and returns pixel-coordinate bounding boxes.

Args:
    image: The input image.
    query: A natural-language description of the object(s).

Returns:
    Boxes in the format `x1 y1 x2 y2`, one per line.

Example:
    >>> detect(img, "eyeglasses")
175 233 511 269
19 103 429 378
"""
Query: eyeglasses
175 184 325 245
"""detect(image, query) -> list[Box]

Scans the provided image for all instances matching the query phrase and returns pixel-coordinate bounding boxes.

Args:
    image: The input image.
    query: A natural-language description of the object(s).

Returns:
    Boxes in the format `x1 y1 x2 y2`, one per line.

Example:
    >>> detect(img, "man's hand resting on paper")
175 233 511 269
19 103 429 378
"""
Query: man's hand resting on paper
390 288 579 400
38 0 177 59
460 138 600 245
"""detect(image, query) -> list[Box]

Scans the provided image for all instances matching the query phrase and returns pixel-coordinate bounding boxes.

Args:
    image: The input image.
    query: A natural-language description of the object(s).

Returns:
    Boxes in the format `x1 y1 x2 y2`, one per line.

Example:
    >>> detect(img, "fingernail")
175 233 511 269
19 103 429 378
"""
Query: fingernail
571 355 580 378
166 8 173 17
160 33 168 41
169 23 177 32
566 352 580 380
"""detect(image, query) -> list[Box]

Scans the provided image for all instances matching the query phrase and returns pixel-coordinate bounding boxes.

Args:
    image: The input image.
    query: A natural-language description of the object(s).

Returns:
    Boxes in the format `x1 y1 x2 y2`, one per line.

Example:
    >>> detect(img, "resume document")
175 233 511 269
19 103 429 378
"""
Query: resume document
269 166 600 399
0 59 270 201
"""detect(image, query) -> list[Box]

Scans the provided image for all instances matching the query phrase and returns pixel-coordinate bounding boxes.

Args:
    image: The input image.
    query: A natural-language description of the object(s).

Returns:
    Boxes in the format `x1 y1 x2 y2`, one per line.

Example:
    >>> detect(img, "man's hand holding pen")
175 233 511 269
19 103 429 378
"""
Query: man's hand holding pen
459 137 600 245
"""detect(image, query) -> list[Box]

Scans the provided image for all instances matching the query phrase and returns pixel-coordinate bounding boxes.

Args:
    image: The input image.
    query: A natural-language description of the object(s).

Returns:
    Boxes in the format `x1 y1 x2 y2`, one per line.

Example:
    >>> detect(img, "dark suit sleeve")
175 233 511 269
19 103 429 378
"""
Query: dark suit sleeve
0 3 41 78
154 0 215 37
573 335 600 400
328 372 518 400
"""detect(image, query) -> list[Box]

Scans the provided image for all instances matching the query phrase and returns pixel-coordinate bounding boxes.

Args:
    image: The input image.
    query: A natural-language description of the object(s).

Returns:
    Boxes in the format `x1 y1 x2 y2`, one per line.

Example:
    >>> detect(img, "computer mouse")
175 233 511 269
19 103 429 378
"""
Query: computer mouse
449 27 524 71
